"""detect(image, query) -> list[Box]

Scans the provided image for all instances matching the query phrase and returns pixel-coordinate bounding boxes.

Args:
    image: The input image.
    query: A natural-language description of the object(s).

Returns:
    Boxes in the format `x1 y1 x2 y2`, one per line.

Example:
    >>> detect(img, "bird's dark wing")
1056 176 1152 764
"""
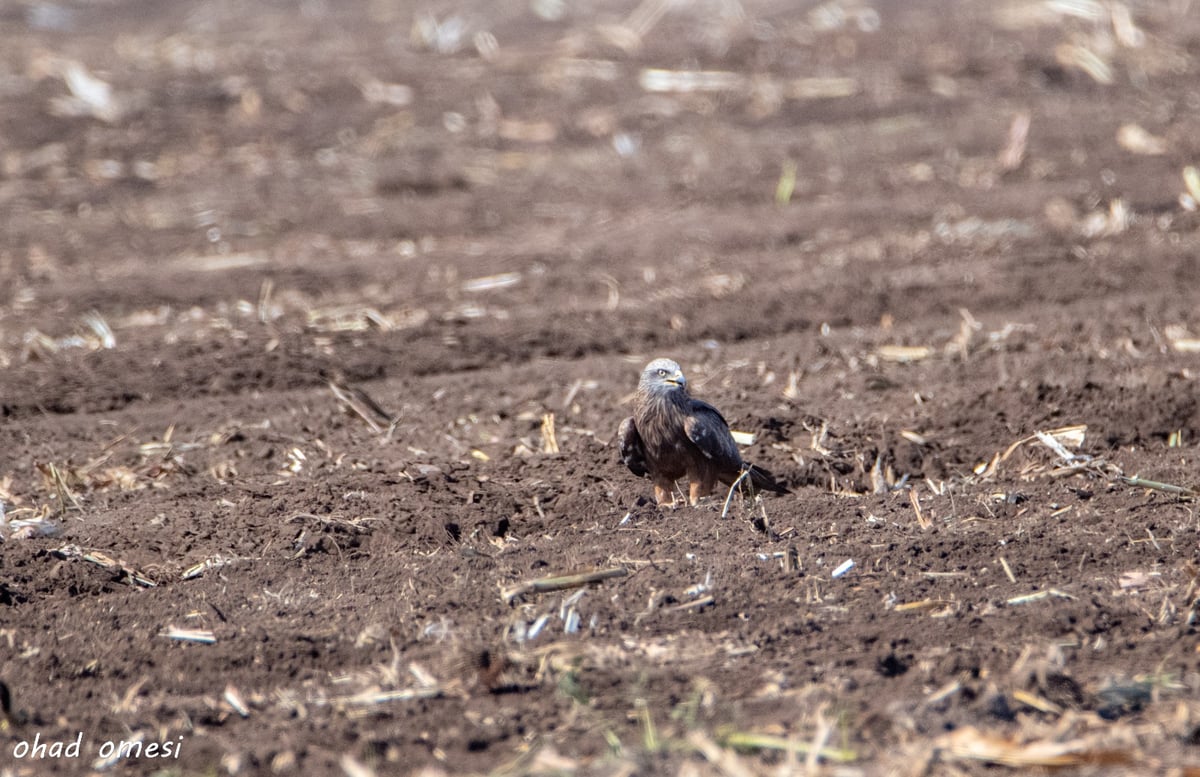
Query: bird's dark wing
683 399 743 471
617 416 649 477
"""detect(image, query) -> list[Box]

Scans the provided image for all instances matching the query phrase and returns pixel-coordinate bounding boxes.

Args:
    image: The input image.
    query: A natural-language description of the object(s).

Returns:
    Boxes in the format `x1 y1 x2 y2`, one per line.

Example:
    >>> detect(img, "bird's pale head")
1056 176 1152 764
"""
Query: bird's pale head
640 358 687 393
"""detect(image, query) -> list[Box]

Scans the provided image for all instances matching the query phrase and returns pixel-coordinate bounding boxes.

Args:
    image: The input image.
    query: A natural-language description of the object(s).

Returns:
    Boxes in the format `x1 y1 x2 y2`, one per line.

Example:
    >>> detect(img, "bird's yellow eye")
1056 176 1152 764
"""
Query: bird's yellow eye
657 369 667 377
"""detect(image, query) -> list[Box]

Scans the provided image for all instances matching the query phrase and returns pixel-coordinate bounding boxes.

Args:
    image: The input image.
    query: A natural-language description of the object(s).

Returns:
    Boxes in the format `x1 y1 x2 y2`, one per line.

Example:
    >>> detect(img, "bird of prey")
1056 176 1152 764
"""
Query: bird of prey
617 358 788 506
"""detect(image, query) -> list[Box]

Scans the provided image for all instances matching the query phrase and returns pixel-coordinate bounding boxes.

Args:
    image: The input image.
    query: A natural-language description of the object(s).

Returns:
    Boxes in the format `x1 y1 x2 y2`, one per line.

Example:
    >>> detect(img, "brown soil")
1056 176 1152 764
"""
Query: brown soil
3 1 1200 775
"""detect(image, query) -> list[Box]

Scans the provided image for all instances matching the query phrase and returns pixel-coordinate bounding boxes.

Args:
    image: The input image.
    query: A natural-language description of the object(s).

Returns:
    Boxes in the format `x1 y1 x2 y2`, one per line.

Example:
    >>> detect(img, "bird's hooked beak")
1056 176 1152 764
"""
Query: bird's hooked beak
664 369 686 388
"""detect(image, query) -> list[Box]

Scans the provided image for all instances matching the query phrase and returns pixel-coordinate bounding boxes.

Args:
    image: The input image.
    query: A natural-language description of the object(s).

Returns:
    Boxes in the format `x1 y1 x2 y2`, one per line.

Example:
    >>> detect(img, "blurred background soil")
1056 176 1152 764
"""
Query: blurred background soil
2 1 1200 774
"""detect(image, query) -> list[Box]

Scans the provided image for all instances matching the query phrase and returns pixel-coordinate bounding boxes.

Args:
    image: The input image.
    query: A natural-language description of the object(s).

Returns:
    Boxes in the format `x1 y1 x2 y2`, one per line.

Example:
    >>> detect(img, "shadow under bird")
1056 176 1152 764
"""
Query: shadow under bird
617 358 789 506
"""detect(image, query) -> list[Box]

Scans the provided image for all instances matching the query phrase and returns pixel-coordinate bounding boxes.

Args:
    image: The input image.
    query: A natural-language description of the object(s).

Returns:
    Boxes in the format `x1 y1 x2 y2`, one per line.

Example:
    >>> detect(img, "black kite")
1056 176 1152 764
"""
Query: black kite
617 358 788 506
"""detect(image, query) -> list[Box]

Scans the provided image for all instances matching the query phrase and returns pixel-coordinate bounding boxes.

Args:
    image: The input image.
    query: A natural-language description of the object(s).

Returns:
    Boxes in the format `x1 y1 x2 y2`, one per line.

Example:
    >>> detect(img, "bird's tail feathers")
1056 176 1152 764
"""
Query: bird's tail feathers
742 463 789 495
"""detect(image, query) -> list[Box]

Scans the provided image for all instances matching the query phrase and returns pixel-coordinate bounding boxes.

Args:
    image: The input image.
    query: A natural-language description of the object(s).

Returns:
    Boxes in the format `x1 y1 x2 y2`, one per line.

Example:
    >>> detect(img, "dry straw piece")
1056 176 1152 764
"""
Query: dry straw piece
540 412 560 454
501 566 628 604
54 544 156 587
715 729 857 763
1116 123 1167 155
329 380 398 435
160 626 216 644
336 687 441 707
1183 166 1200 211
934 725 1133 768
876 344 932 363
223 685 250 718
181 555 243 581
